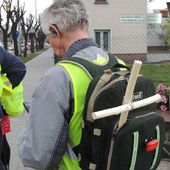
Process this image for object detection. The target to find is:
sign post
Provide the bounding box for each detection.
[17,22,21,58]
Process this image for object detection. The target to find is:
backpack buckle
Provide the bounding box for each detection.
[78,153,97,170]
[82,120,101,136]
[82,120,94,134]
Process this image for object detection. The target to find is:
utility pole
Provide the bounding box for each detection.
[35,0,37,22]
[35,0,38,51]
[17,0,21,57]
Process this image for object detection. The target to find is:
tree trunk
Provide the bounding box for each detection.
[31,37,34,53]
[36,39,39,52]
[24,36,28,57]
[13,33,18,56]
[38,40,43,50]
[3,31,8,50]
[3,36,8,51]
[29,33,35,53]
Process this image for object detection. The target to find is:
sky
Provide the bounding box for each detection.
[0,0,53,17]
[20,0,53,16]
[0,0,169,17]
[148,0,169,12]
[19,0,170,15]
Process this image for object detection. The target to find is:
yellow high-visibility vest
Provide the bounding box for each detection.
[1,74,24,117]
[1,74,13,98]
[57,57,127,170]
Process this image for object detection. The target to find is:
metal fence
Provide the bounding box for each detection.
[94,34,170,89]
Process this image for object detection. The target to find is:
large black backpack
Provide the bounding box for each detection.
[64,53,165,170]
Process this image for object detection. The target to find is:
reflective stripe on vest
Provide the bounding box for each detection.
[118,59,127,70]
[1,74,13,98]
[58,145,82,170]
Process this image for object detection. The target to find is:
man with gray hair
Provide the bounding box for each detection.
[17,0,109,170]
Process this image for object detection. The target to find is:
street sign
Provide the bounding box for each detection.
[121,15,143,23]
[16,31,19,38]
[147,13,162,24]
[11,31,20,38]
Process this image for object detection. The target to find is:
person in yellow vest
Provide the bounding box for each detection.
[17,1,126,170]
[0,47,26,170]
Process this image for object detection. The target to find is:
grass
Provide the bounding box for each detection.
[127,62,170,88]
[20,48,48,63]
[148,51,169,54]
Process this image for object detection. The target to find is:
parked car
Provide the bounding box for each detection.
[21,44,28,52]
[27,43,31,50]
[8,45,14,53]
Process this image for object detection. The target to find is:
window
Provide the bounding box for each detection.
[94,0,108,4]
[95,30,110,52]
[95,0,106,2]
[103,32,109,51]
[95,32,101,47]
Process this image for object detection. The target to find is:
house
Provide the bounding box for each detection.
[82,0,147,62]
[147,2,170,52]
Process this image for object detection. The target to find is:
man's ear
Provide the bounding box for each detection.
[49,25,62,39]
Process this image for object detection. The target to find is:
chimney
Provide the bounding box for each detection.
[167,2,170,14]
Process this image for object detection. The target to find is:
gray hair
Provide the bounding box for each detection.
[41,0,90,36]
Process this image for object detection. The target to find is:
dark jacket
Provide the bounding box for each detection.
[0,46,26,88]
[0,46,26,118]
[0,46,26,170]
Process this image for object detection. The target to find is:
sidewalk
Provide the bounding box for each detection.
[6,48,170,170]
[6,48,54,170]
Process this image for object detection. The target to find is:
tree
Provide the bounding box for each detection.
[0,0,25,53]
[147,0,154,2]
[0,0,12,50]
[20,13,34,57]
[159,19,170,49]
[147,0,155,12]
[10,1,25,56]
[33,14,41,52]
[37,27,46,50]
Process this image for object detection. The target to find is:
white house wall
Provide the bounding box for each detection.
[82,0,147,54]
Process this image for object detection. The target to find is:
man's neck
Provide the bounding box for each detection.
[62,28,90,52]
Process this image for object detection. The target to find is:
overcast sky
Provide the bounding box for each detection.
[21,0,170,15]
[20,0,53,16]
[0,0,53,17]
[0,0,169,17]
[148,0,168,12]
[20,0,169,15]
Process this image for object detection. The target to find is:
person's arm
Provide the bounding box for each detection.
[17,66,73,170]
[0,47,26,88]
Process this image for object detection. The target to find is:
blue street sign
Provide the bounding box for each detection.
[11,31,20,38]
[16,31,19,38]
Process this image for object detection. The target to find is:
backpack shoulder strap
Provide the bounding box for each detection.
[59,53,130,78]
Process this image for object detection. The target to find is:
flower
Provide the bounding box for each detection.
[160,105,167,112]
[156,84,170,111]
